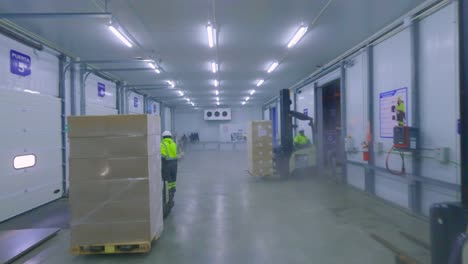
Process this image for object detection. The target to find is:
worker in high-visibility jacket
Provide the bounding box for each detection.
[396,96,406,126]
[294,130,311,149]
[161,131,178,210]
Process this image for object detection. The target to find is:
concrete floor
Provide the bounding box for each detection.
[4,150,430,263]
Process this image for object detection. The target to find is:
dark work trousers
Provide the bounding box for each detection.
[162,159,178,205]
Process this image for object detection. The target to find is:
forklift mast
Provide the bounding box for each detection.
[276,89,316,177]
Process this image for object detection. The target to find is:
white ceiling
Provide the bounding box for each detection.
[0,0,426,108]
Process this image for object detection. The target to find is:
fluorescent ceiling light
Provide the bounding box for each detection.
[147,62,161,74]
[250,90,255,95]
[108,25,133,48]
[241,101,246,105]
[211,62,218,73]
[215,90,219,95]
[287,25,308,48]
[256,79,264,87]
[214,80,219,87]
[245,96,250,101]
[216,97,219,101]
[267,61,279,73]
[178,90,184,96]
[167,80,175,88]
[206,24,216,48]
[24,89,40,94]
[185,98,190,102]
[216,102,220,106]
[191,102,195,106]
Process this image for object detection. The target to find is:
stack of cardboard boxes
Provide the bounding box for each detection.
[247,120,274,177]
[68,115,163,251]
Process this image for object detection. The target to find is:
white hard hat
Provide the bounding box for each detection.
[162,131,172,137]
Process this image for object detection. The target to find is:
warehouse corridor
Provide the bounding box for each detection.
[7,150,429,264]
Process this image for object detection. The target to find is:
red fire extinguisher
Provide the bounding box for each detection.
[362,122,371,162]
[362,141,369,161]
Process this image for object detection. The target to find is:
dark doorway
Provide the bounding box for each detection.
[319,79,343,171]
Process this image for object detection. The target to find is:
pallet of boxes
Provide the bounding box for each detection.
[68,115,163,255]
[247,120,274,177]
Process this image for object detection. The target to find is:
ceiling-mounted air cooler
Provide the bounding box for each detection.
[204,108,231,121]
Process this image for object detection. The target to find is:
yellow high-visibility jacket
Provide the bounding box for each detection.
[161,138,178,160]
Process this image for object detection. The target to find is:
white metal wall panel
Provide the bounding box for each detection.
[263,108,269,120]
[0,90,62,221]
[419,3,459,184]
[418,3,459,215]
[128,92,144,114]
[373,29,412,208]
[347,164,365,190]
[85,74,117,116]
[174,106,262,142]
[375,172,409,208]
[164,106,172,131]
[296,82,315,139]
[345,52,368,163]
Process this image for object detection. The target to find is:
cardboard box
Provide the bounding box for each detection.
[69,135,159,158]
[69,156,160,181]
[247,121,273,177]
[68,114,160,138]
[68,115,163,248]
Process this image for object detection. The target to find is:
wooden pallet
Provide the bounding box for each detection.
[71,241,151,255]
[71,233,161,255]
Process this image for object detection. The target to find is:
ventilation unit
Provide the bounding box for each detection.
[204,108,231,120]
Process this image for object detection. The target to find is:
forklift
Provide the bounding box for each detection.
[274,89,317,178]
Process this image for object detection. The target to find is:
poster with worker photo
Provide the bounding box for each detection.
[379,87,408,138]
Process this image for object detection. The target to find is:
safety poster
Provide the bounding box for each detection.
[379,87,408,138]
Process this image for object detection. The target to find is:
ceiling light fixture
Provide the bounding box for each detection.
[167,80,175,88]
[216,97,219,101]
[215,90,219,95]
[250,90,255,95]
[178,90,184,96]
[287,25,308,48]
[256,79,264,87]
[147,62,161,74]
[211,62,218,73]
[191,102,195,106]
[184,97,190,102]
[214,80,219,87]
[241,101,246,105]
[206,23,216,48]
[267,61,279,73]
[108,25,133,48]
[216,102,220,106]
[245,96,250,101]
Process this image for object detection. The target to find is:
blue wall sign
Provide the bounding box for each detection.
[304,108,308,116]
[98,82,106,97]
[153,104,157,114]
[133,97,139,108]
[10,50,31,77]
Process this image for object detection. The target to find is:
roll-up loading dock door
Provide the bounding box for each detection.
[85,74,118,116]
[0,39,62,222]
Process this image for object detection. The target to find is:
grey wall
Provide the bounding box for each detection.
[174,106,262,141]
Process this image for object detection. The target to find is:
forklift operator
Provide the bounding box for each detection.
[294,130,311,149]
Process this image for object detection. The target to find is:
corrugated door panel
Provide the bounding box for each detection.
[0,89,62,221]
[86,103,118,116]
